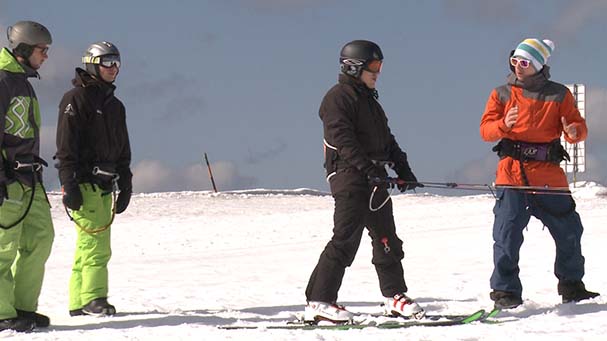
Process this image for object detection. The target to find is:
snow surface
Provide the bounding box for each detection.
[4,182,607,340]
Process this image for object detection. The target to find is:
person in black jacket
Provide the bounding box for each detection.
[55,41,132,317]
[304,40,424,323]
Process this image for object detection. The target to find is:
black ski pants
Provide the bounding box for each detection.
[305,178,407,303]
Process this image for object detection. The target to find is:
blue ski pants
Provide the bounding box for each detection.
[490,188,585,297]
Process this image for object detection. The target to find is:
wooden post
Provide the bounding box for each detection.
[204,153,218,193]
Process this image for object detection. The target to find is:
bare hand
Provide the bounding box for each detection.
[561,117,578,139]
[504,106,519,129]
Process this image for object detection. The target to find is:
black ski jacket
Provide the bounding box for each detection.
[55,68,131,191]
[0,48,45,187]
[320,74,410,185]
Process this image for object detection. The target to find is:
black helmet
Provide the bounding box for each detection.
[6,21,52,58]
[339,40,383,78]
[82,41,121,78]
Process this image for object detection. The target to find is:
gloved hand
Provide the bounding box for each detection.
[115,173,132,214]
[62,182,83,210]
[395,166,423,192]
[363,164,385,186]
[115,189,131,214]
[0,182,7,206]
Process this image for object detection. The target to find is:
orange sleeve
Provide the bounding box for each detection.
[480,89,511,142]
[561,90,587,143]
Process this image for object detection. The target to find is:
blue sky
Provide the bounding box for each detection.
[1,0,606,192]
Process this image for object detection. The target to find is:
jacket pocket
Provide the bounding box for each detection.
[492,187,506,215]
[323,140,339,181]
[0,182,26,227]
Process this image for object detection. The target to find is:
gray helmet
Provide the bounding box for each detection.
[82,41,121,78]
[7,21,52,58]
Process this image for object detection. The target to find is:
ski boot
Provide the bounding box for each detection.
[0,317,35,332]
[16,310,50,328]
[304,301,353,324]
[490,290,523,309]
[558,280,599,303]
[81,297,116,317]
[69,309,85,317]
[383,293,425,319]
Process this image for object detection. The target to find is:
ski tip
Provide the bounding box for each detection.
[486,307,501,318]
[461,309,486,323]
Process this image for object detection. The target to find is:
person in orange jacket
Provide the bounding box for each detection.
[480,38,599,309]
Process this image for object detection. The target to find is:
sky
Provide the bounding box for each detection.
[1,0,606,193]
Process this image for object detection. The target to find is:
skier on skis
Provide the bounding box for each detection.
[480,38,599,309]
[304,40,424,323]
[0,20,54,332]
[56,41,132,317]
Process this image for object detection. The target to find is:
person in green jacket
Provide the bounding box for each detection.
[0,20,54,332]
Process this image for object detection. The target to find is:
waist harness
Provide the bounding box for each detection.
[492,138,570,164]
[492,138,575,217]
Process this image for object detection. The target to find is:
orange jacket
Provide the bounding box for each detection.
[480,68,587,187]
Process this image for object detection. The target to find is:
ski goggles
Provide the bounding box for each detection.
[82,54,121,68]
[34,45,49,54]
[510,57,531,69]
[364,59,383,73]
[99,55,121,68]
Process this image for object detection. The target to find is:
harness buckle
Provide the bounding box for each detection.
[371,160,395,169]
[13,161,43,172]
[92,167,120,192]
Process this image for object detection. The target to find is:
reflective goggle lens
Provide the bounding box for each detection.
[365,59,383,73]
[510,57,530,69]
[100,55,121,68]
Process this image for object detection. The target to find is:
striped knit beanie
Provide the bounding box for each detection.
[513,38,555,71]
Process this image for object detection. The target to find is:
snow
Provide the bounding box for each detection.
[4,184,607,340]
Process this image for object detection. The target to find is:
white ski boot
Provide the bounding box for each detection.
[304,301,354,323]
[384,293,425,319]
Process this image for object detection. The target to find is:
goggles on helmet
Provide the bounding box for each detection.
[100,55,121,68]
[82,54,121,68]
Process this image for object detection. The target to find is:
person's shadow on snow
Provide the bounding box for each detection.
[494,300,607,320]
[45,310,238,331]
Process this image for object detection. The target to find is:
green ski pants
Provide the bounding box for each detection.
[69,183,113,310]
[0,182,54,319]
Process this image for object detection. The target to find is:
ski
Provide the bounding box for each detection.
[364,305,501,322]
[218,309,486,330]
[478,307,502,323]
[363,311,482,321]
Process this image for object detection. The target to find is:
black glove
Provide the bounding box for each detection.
[62,183,83,210]
[115,189,131,214]
[115,172,132,214]
[395,166,423,192]
[363,164,385,186]
[0,182,7,206]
